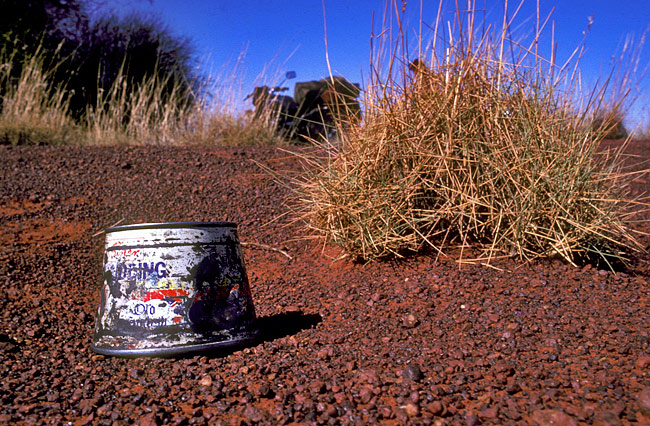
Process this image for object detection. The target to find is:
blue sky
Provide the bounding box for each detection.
[113,0,650,127]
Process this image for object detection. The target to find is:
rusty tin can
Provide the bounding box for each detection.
[91,222,257,357]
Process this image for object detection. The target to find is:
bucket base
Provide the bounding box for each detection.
[90,328,258,358]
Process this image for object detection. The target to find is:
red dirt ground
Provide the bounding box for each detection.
[0,142,649,425]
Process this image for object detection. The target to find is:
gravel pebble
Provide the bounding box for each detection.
[638,388,650,417]
[402,363,424,382]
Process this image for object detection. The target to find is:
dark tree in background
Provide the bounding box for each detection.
[73,13,196,117]
[0,0,87,54]
[1,0,199,120]
[591,114,629,140]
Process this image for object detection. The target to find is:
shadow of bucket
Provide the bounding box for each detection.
[91,222,258,357]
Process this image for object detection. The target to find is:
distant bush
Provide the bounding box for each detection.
[0,1,277,146]
[590,109,628,140]
[0,0,85,114]
[70,13,198,120]
[0,32,282,146]
[1,1,199,121]
[0,0,86,58]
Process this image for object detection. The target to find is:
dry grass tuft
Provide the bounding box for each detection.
[83,66,190,146]
[290,1,648,268]
[0,46,79,145]
[84,55,285,146]
[0,46,284,146]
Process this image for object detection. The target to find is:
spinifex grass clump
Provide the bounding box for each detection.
[294,1,645,267]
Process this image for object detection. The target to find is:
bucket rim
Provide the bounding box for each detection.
[105,221,237,233]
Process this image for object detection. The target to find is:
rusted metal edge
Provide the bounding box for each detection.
[91,330,259,358]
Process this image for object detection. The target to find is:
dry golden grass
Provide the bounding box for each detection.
[0,46,79,145]
[84,55,286,146]
[289,0,647,268]
[177,59,287,147]
[0,46,284,147]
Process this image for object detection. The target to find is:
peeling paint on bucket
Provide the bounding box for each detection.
[91,222,257,357]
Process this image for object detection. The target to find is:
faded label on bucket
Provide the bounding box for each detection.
[93,225,256,352]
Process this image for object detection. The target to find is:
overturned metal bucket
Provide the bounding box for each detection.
[91,222,258,357]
